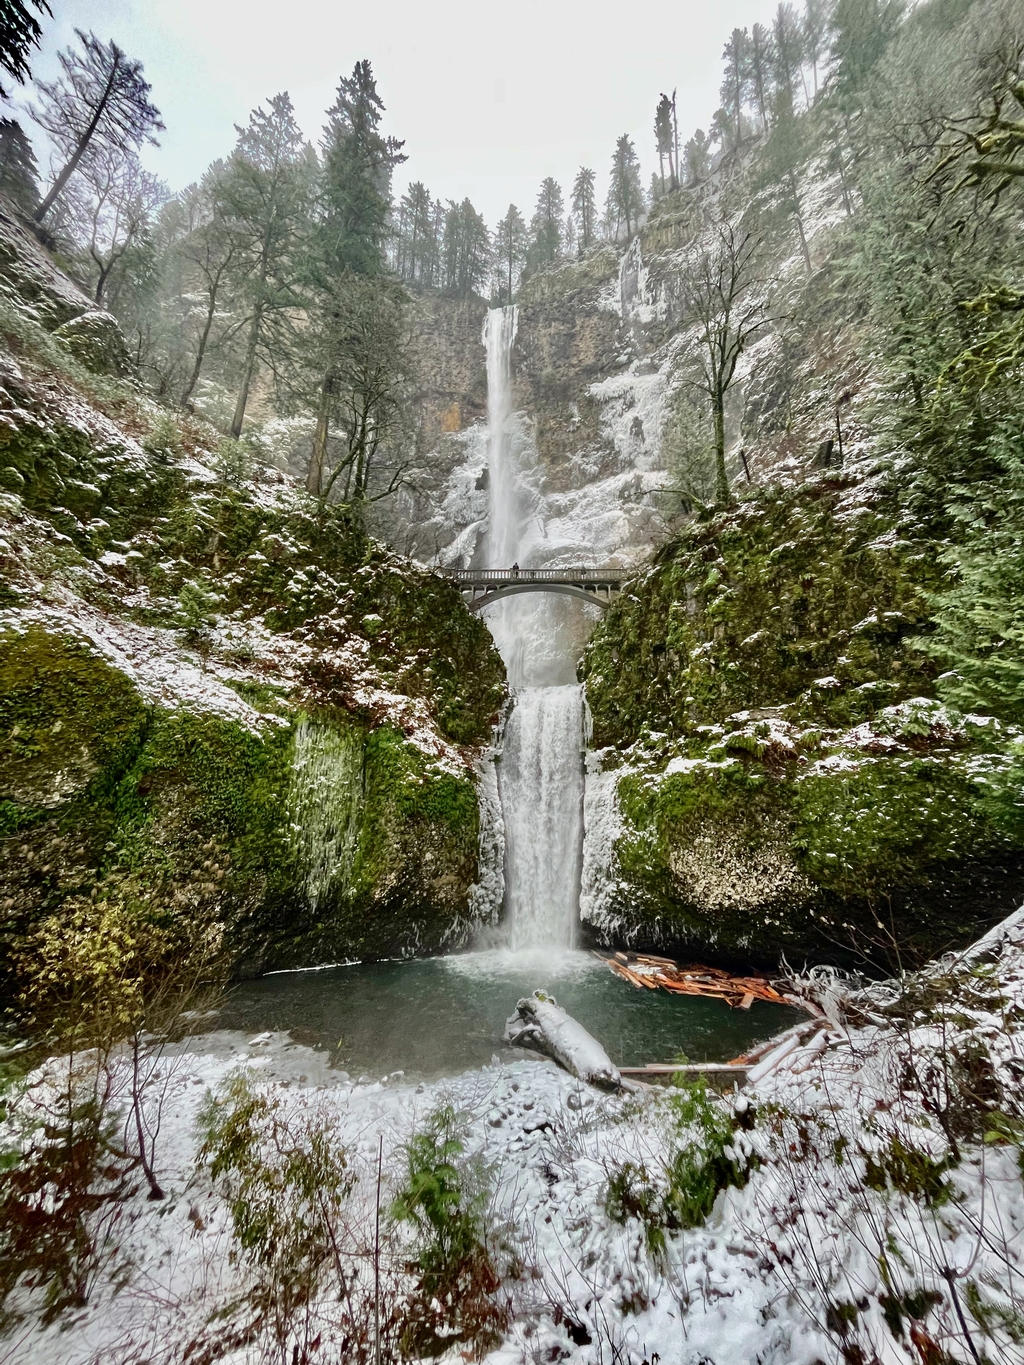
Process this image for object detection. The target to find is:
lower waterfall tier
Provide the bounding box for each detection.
[499,684,584,950]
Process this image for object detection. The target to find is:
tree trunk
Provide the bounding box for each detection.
[230,303,262,438]
[713,390,731,506]
[35,57,121,223]
[789,180,812,274]
[131,1035,164,1201]
[180,290,219,408]
[94,262,112,305]
[306,376,332,495]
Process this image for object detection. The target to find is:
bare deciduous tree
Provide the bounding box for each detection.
[682,218,770,505]
[176,175,243,409]
[74,145,166,305]
[306,272,413,506]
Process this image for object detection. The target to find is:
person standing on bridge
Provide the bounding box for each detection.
[512,562,519,577]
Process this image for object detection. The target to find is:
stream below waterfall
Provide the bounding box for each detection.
[217,954,803,1082]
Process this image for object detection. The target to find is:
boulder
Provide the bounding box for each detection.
[53,310,133,377]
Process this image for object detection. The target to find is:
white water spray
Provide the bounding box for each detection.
[482,306,585,950]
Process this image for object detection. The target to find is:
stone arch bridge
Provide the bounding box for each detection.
[445,567,625,613]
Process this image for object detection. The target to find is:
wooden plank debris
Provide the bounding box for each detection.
[595,951,816,1013]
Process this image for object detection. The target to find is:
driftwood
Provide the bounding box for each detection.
[596,951,817,1014]
[504,992,622,1090]
[618,1062,749,1076]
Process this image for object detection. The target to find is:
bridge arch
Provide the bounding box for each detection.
[466,582,612,613]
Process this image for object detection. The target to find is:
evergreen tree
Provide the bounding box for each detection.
[0,115,38,209]
[493,201,526,302]
[654,93,675,191]
[772,3,806,113]
[759,96,813,271]
[749,25,774,133]
[218,92,310,438]
[563,212,577,257]
[441,197,490,296]
[684,128,712,184]
[829,0,903,107]
[606,135,643,239]
[396,180,434,285]
[570,166,597,250]
[306,61,407,496]
[528,176,563,267]
[316,61,404,280]
[175,167,244,408]
[0,0,49,99]
[718,28,750,150]
[802,0,833,96]
[30,29,163,224]
[425,198,446,287]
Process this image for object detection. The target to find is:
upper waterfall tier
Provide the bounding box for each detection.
[484,305,524,570]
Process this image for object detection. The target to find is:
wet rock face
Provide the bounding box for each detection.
[0,627,147,808]
[408,292,489,451]
[580,479,1024,965]
[514,297,623,480]
[0,195,96,328]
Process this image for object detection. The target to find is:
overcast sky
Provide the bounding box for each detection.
[24,0,788,227]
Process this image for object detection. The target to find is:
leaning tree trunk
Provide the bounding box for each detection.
[180,280,223,408]
[35,58,121,223]
[230,304,263,439]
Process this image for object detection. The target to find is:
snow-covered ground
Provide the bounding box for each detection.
[5,912,1024,1365]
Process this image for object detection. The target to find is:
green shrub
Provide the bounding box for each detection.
[197,1070,355,1355]
[603,1160,667,1257]
[604,1081,747,1260]
[391,1104,509,1359]
[661,1080,748,1228]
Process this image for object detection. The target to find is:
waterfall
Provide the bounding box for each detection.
[499,685,583,949]
[482,306,585,951]
[484,306,525,567]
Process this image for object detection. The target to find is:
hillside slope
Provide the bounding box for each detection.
[0,200,506,999]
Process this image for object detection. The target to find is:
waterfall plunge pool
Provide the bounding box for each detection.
[214,951,803,1083]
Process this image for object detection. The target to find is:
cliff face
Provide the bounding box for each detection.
[392,77,1024,965]
[0,203,506,995]
[579,476,1024,964]
[408,291,489,454]
[386,247,675,575]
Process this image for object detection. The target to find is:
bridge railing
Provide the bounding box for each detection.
[443,567,625,583]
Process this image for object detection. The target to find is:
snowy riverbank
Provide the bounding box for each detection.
[5,914,1024,1364]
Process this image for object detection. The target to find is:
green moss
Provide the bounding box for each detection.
[584,477,936,748]
[0,629,488,998]
[0,221,503,1001]
[268,718,481,967]
[0,626,147,828]
[791,751,1009,899]
[584,476,1024,961]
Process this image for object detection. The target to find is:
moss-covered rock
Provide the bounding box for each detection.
[0,626,492,1006]
[0,625,146,814]
[582,476,1024,963]
[52,311,132,378]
